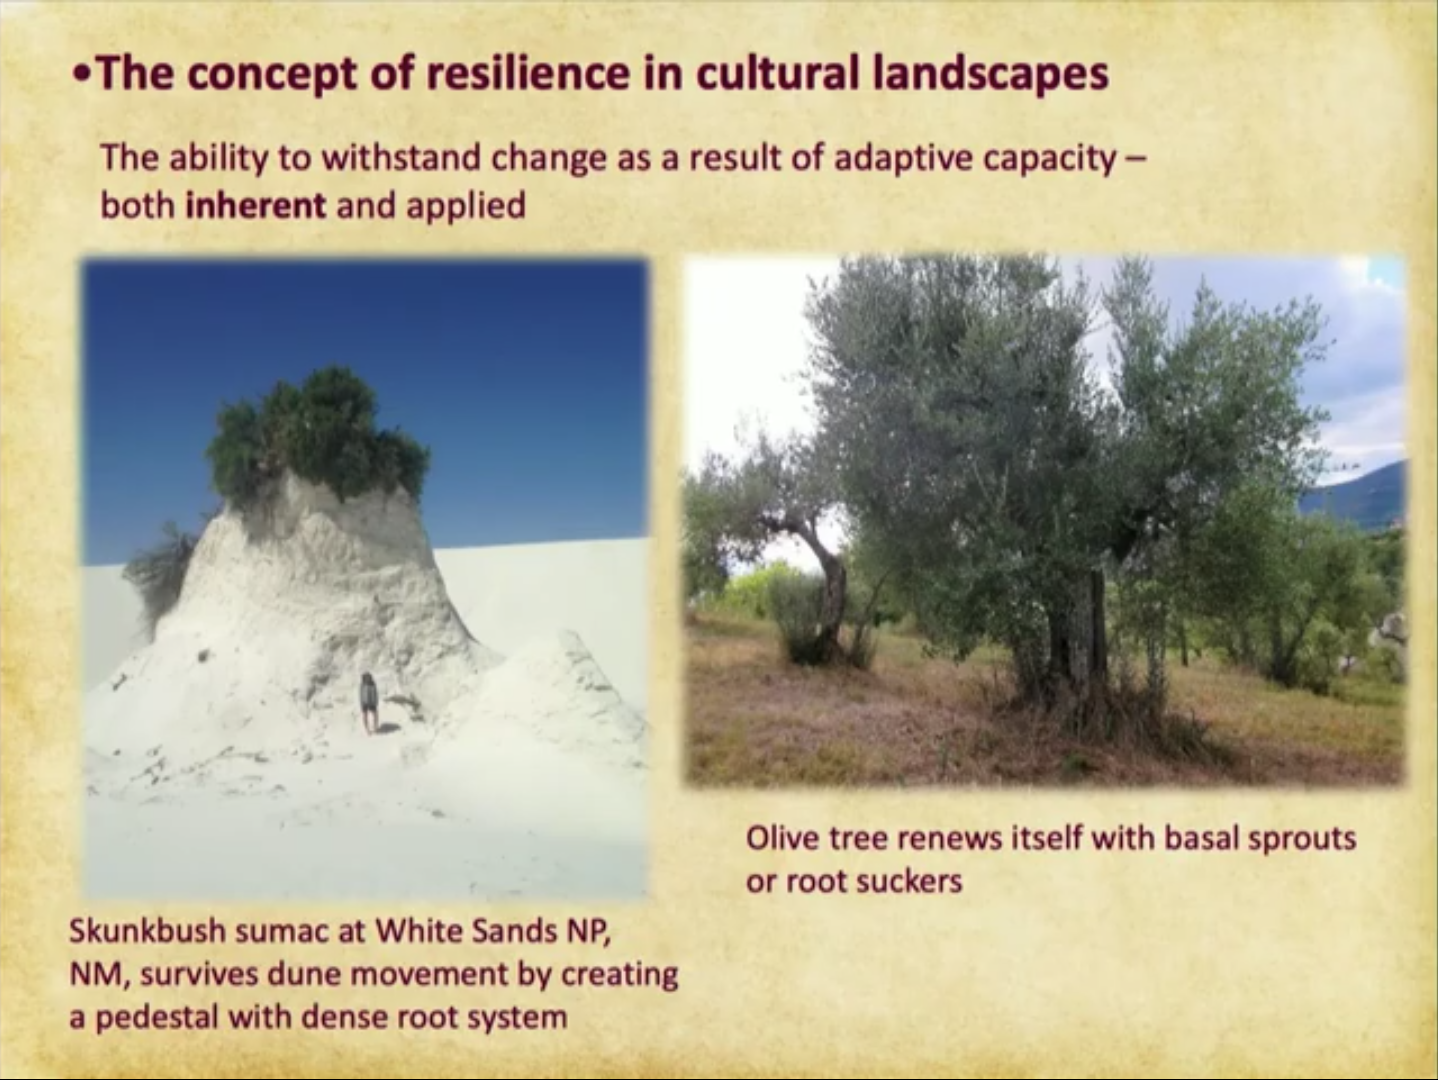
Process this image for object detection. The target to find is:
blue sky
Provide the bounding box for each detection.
[685,254,1409,569]
[83,258,648,566]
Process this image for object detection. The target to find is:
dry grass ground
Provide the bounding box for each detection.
[684,613,1406,788]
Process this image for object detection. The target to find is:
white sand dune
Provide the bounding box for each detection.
[83,476,649,901]
[440,540,647,711]
[84,539,648,708]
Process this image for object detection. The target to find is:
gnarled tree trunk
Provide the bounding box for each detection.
[1089,567,1108,680]
[813,547,849,663]
[768,513,849,665]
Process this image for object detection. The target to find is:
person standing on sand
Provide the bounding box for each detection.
[359,672,379,735]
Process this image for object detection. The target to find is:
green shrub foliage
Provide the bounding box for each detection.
[122,517,209,641]
[764,567,880,671]
[204,366,430,510]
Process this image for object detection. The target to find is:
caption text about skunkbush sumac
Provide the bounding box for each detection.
[66,914,680,1037]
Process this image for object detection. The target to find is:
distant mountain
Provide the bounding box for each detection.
[1298,459,1406,532]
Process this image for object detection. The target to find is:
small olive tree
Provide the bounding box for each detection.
[681,424,860,666]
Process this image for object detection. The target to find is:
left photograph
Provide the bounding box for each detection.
[81,257,650,901]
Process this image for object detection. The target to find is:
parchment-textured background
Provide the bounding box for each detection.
[2,2,1434,1077]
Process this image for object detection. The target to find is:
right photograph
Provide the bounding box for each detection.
[681,253,1408,788]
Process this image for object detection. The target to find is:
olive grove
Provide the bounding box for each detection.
[684,254,1401,745]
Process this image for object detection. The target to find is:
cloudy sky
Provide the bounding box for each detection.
[682,254,1407,570]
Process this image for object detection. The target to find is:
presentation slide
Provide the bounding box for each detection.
[1,2,1433,1076]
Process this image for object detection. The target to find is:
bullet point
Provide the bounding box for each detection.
[73,62,90,81]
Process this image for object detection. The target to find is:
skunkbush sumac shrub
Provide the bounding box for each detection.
[204,365,431,510]
[123,519,204,641]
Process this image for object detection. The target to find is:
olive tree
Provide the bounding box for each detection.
[680,425,855,664]
[800,253,1331,735]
